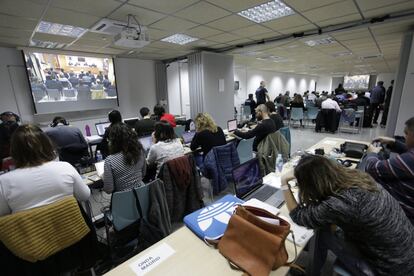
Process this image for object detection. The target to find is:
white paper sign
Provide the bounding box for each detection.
[129,243,175,275]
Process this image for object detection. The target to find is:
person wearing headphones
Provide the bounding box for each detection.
[45,116,88,166]
[0,111,20,159]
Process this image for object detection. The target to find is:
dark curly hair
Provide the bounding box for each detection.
[108,123,143,165]
[153,120,175,142]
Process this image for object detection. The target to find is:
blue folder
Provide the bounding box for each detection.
[184,194,244,240]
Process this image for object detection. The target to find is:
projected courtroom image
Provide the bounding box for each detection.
[343,75,370,90]
[24,51,117,103]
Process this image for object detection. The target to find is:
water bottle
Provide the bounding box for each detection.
[85,124,91,136]
[275,154,284,174]
[96,150,103,162]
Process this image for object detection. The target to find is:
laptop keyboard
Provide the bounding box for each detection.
[253,185,277,201]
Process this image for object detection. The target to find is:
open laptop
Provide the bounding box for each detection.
[139,135,153,153]
[95,122,110,137]
[232,158,284,207]
[123,117,139,129]
[227,119,237,132]
[182,131,196,145]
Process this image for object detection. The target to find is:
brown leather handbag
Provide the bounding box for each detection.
[216,205,297,276]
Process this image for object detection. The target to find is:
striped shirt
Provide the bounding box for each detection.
[365,141,414,224]
[103,151,146,193]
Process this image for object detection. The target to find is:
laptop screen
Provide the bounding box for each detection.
[139,135,153,152]
[95,122,110,136]
[227,119,237,132]
[182,131,196,144]
[232,158,262,198]
[124,118,139,128]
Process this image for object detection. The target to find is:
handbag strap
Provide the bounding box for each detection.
[286,230,298,264]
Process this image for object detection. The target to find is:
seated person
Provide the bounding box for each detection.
[103,124,146,193]
[354,91,370,107]
[0,111,19,159]
[264,101,284,131]
[365,117,414,224]
[244,94,257,121]
[135,107,156,137]
[233,104,276,152]
[281,155,414,275]
[97,110,122,159]
[190,113,226,164]
[146,121,184,174]
[45,116,89,165]
[153,104,176,127]
[0,125,90,216]
[321,95,342,112]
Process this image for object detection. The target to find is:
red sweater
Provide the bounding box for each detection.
[160,113,176,127]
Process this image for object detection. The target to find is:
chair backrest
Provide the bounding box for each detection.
[279,127,291,156]
[357,105,365,111]
[111,181,153,231]
[46,89,60,100]
[237,138,255,164]
[306,106,320,120]
[63,88,76,98]
[213,142,240,180]
[174,125,185,138]
[290,107,304,120]
[340,108,356,123]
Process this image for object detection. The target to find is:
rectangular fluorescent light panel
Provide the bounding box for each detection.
[30,39,66,49]
[36,21,86,38]
[161,34,198,45]
[304,37,336,47]
[238,0,295,23]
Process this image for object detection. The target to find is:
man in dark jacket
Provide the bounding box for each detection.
[0,111,19,159]
[135,107,156,137]
[255,81,270,105]
[233,104,276,151]
[369,81,386,126]
[380,80,394,128]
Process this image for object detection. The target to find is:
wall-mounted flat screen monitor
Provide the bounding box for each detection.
[343,75,370,90]
[23,50,119,114]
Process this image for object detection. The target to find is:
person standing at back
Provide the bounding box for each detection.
[153,104,176,127]
[335,83,346,95]
[244,94,257,121]
[233,104,276,152]
[290,94,305,127]
[135,107,156,137]
[369,81,386,126]
[380,80,394,128]
[255,81,270,105]
[103,124,146,193]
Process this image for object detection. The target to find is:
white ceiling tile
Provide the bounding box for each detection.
[51,0,121,17]
[0,14,38,31]
[109,4,166,25]
[205,0,270,12]
[263,14,312,31]
[147,28,174,40]
[278,24,315,34]
[302,0,360,23]
[354,0,409,11]
[231,24,274,38]
[174,2,231,24]
[0,0,45,19]
[43,7,101,28]
[183,26,223,39]
[0,26,32,39]
[32,33,78,44]
[149,17,198,32]
[362,1,414,18]
[284,0,342,12]
[206,15,254,32]
[127,0,199,14]
[208,32,241,43]
[317,13,362,27]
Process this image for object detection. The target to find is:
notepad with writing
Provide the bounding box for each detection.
[184,195,244,240]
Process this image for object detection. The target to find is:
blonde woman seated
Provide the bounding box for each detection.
[190,113,226,168]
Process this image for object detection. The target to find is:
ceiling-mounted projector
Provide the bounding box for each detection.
[114,26,150,48]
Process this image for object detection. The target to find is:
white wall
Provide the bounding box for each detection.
[166,61,190,118]
[0,46,157,134]
[376,73,396,87]
[234,67,319,107]
[202,52,234,128]
[317,75,333,92]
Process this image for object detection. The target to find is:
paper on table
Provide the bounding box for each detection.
[243,198,280,215]
[323,140,338,146]
[262,173,282,188]
[94,161,104,178]
[279,215,314,247]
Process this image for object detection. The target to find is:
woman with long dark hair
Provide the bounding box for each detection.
[97,109,122,158]
[281,155,414,275]
[0,125,90,216]
[103,123,146,193]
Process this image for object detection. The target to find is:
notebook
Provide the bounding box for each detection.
[184,194,244,240]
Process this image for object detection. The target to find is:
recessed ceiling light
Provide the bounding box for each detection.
[304,37,336,47]
[30,39,66,49]
[161,34,198,45]
[238,0,294,23]
[36,21,87,38]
